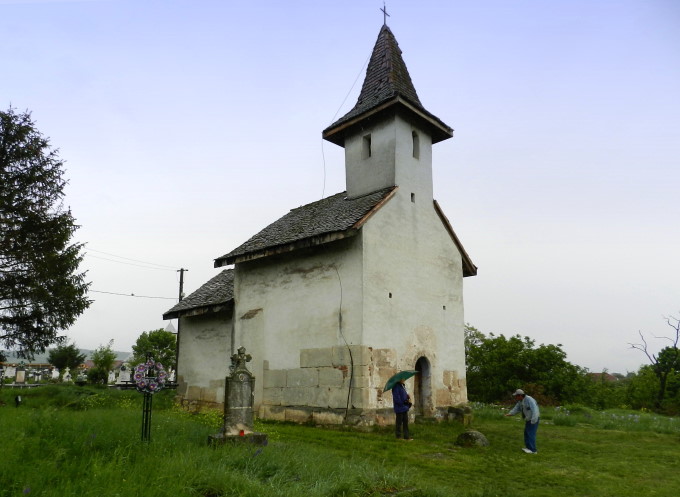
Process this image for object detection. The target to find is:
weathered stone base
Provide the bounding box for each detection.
[208,432,269,446]
[257,405,468,427]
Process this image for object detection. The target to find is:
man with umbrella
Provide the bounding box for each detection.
[384,371,417,440]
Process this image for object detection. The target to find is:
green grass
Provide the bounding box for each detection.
[1,387,679,496]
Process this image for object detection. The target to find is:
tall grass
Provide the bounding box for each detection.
[1,387,679,497]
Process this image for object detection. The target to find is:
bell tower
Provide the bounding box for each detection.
[323,25,453,201]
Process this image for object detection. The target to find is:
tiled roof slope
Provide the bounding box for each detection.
[163,269,234,319]
[215,187,396,266]
[323,25,452,144]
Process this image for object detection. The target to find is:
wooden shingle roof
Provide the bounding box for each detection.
[163,269,234,319]
[323,25,452,146]
[214,187,396,267]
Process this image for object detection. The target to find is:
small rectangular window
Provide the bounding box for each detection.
[362,134,372,159]
[412,131,420,159]
[411,193,415,203]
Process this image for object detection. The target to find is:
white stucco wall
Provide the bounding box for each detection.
[344,115,433,200]
[361,190,466,405]
[177,311,232,405]
[355,113,467,410]
[233,237,364,408]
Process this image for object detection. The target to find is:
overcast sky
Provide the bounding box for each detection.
[3,0,679,373]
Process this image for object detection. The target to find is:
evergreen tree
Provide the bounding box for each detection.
[47,342,86,371]
[0,107,89,357]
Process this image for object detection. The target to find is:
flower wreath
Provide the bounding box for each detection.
[134,359,167,394]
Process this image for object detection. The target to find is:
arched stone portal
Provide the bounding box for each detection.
[414,356,432,416]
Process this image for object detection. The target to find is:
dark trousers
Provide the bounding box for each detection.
[524,420,539,452]
[395,411,410,439]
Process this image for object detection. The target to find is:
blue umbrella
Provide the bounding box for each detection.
[383,370,418,392]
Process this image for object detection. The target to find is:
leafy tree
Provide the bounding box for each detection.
[464,324,485,360]
[131,328,176,368]
[88,340,116,384]
[625,367,659,410]
[0,107,90,357]
[629,315,680,408]
[465,327,589,405]
[47,342,86,372]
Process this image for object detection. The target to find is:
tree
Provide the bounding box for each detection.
[47,342,86,372]
[629,314,680,409]
[465,327,589,405]
[88,340,116,384]
[131,328,176,368]
[0,107,90,357]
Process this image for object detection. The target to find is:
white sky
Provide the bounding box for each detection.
[2,0,679,373]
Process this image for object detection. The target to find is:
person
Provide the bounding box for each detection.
[504,388,540,454]
[392,378,413,440]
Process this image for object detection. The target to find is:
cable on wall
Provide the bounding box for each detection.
[332,265,354,420]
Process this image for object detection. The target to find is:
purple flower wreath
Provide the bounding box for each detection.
[134,358,167,394]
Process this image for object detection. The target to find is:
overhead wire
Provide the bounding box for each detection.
[83,249,183,301]
[84,248,177,271]
[90,290,176,300]
[321,52,371,199]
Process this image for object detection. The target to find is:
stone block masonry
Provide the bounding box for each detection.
[258,345,467,425]
[260,345,398,422]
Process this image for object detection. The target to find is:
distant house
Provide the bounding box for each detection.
[588,372,619,383]
[164,24,476,425]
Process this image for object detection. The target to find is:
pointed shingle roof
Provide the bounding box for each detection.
[323,25,452,146]
[214,187,396,266]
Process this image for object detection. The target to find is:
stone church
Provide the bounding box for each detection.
[164,23,476,425]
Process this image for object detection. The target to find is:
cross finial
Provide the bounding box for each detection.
[381,1,390,26]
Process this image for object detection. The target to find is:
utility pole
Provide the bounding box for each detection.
[175,268,187,381]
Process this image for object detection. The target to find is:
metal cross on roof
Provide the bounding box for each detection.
[381,1,390,26]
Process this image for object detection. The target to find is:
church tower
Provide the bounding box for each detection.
[166,21,475,423]
[323,24,453,202]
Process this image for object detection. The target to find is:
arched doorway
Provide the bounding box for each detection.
[413,356,432,416]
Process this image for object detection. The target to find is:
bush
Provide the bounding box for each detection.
[86,367,108,385]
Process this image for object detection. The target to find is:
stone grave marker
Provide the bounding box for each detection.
[209,347,267,446]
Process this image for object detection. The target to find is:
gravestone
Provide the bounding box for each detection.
[15,363,26,384]
[108,370,116,384]
[75,369,87,385]
[117,363,131,384]
[209,347,267,446]
[62,367,72,382]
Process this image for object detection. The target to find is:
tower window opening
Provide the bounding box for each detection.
[411,193,415,203]
[362,134,372,159]
[412,131,420,159]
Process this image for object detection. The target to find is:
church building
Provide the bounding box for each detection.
[164,23,477,425]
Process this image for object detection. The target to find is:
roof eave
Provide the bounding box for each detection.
[163,299,234,320]
[433,200,478,278]
[322,96,453,147]
[215,229,361,267]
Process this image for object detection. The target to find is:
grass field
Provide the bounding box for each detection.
[1,387,679,497]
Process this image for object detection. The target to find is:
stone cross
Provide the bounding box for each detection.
[230,346,252,374]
